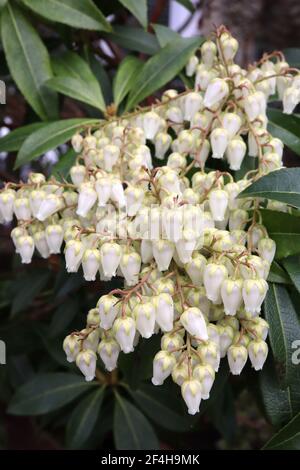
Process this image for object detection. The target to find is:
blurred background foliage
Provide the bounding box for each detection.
[0,0,300,451]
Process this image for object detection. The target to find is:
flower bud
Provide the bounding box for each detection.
[181,379,202,415]
[14,197,31,221]
[172,362,189,386]
[125,186,144,217]
[226,137,246,170]
[70,165,86,186]
[244,92,264,121]
[242,279,268,314]
[180,307,208,340]
[221,36,238,61]
[221,278,243,316]
[154,293,174,332]
[208,189,229,222]
[65,239,84,273]
[217,324,234,357]
[203,78,229,108]
[63,334,80,362]
[76,183,97,217]
[283,86,300,114]
[103,144,120,172]
[71,134,83,152]
[142,111,162,140]
[114,316,136,353]
[95,177,111,207]
[227,344,248,375]
[82,248,100,281]
[210,128,229,159]
[193,364,215,399]
[257,238,276,264]
[201,40,217,67]
[204,263,228,303]
[33,231,50,259]
[98,338,120,371]
[185,252,207,285]
[0,189,16,223]
[100,242,121,278]
[182,93,203,121]
[29,189,46,217]
[186,55,199,76]
[17,235,35,264]
[45,224,64,254]
[87,308,100,325]
[98,294,119,330]
[134,301,156,339]
[197,340,220,371]
[248,339,268,371]
[76,349,97,381]
[36,194,64,221]
[152,350,176,385]
[161,332,184,355]
[229,208,248,231]
[222,113,241,137]
[120,251,141,286]
[152,239,174,271]
[155,132,172,159]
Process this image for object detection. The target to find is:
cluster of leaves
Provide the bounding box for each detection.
[0,0,300,451]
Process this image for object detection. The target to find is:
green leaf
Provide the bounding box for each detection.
[11,269,51,316]
[8,373,96,415]
[67,387,105,449]
[21,0,111,32]
[152,23,180,47]
[0,123,46,152]
[119,0,147,29]
[129,384,192,431]
[51,148,76,180]
[264,412,300,449]
[264,283,300,415]
[282,255,300,293]
[113,393,159,450]
[126,36,203,110]
[46,78,104,111]
[113,56,143,107]
[86,52,112,106]
[15,118,99,168]
[104,25,159,55]
[268,261,291,284]
[282,48,300,68]
[267,108,300,155]
[239,168,300,208]
[0,0,7,10]
[1,3,58,120]
[175,0,195,12]
[48,296,79,338]
[260,209,300,258]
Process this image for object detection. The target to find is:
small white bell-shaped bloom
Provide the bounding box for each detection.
[87,308,100,325]
[103,144,120,172]
[229,209,248,231]
[185,55,199,76]
[221,278,243,316]
[140,239,153,264]
[218,325,234,358]
[152,350,176,385]
[114,317,136,353]
[82,248,100,281]
[161,332,184,356]
[45,224,64,254]
[98,338,120,372]
[175,229,197,264]
[208,189,229,221]
[283,86,300,114]
[76,349,97,382]
[100,242,121,278]
[226,137,247,170]
[82,328,100,352]
[14,197,31,221]
[0,189,15,223]
[76,182,97,217]
[203,263,228,303]
[266,138,284,159]
[166,106,183,124]
[242,279,268,314]
[65,239,84,273]
[172,362,189,386]
[142,111,162,140]
[221,36,239,61]
[97,294,119,330]
[182,92,203,121]
[248,131,258,157]
[119,251,141,286]
[110,179,126,208]
[195,65,215,91]
[243,92,262,121]
[70,165,86,186]
[203,78,229,108]
[29,189,46,217]
[247,317,269,341]
[17,235,35,264]
[71,134,83,152]
[197,340,220,371]
[63,334,80,363]
[152,239,175,271]
[180,307,208,340]
[185,252,207,285]
[134,301,156,339]
[36,194,64,221]
[154,132,172,159]
[125,186,144,216]
[210,127,229,159]
[95,177,111,207]
[201,40,217,67]
[154,293,174,332]
[181,379,202,415]
[33,231,50,259]
[248,339,268,371]
[257,238,276,264]
[221,113,241,138]
[227,344,248,375]
[193,364,215,399]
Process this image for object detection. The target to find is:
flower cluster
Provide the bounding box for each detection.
[0,26,297,415]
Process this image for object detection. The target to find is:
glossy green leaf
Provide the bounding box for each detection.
[126,36,203,110]
[48,296,79,338]
[15,118,99,168]
[0,123,46,152]
[119,0,147,28]
[260,209,300,258]
[264,412,300,449]
[51,148,76,180]
[8,373,96,415]
[175,0,195,12]
[113,393,159,450]
[268,261,291,284]
[267,108,300,155]
[282,255,300,293]
[87,53,112,106]
[113,56,143,107]
[239,168,300,208]
[282,48,300,68]
[0,0,7,9]
[21,0,111,32]
[11,270,51,316]
[1,3,58,120]
[153,23,180,47]
[104,25,159,55]
[264,283,300,415]
[67,387,105,449]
